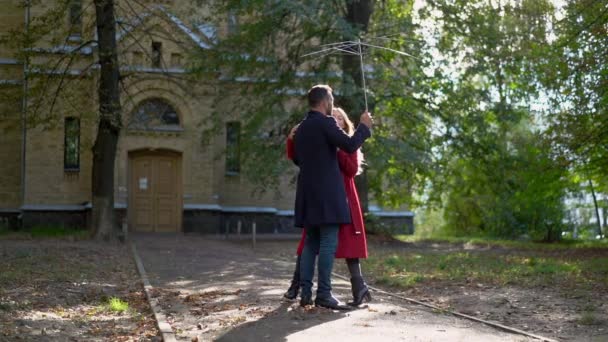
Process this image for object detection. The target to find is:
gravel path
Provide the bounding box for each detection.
[132,233,536,342]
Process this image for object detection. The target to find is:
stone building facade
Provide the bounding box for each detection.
[0,0,414,235]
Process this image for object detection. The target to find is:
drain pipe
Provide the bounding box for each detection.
[20,0,31,226]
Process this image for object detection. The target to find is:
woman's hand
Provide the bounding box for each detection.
[288,124,300,140]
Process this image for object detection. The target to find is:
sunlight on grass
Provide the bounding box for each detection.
[363,250,605,290]
[393,234,608,250]
[107,297,129,314]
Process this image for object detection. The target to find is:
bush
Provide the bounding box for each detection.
[364,213,412,236]
[441,127,569,242]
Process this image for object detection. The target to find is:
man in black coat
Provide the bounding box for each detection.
[293,84,373,309]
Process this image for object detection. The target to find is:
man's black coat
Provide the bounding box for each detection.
[293,110,371,228]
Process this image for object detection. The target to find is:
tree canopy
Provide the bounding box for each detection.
[195,0,607,241]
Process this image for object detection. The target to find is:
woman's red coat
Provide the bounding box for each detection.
[287,138,368,259]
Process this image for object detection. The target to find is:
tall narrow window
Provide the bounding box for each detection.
[225,122,241,175]
[64,117,80,171]
[151,42,162,68]
[69,0,82,38]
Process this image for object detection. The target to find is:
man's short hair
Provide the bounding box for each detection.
[307,85,332,108]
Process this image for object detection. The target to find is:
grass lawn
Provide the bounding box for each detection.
[394,234,608,251]
[364,248,608,289]
[363,235,608,289]
[331,235,608,341]
[0,225,90,240]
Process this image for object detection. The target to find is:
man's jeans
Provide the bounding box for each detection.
[299,225,339,298]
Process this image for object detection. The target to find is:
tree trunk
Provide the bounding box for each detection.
[588,179,603,238]
[92,0,121,241]
[602,200,607,233]
[340,0,374,213]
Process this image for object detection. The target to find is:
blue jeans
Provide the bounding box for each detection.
[299,225,339,298]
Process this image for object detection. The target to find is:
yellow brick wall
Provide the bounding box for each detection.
[0,0,24,209]
[0,1,24,58]
[0,91,23,208]
[209,92,299,211]
[0,0,299,214]
[23,78,95,205]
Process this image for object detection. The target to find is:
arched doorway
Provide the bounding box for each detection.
[126,98,183,232]
[128,149,183,232]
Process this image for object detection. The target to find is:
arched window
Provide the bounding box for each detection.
[128,98,181,131]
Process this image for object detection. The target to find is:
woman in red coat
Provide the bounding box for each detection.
[284,107,371,306]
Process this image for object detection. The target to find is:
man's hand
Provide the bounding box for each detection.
[360,111,374,129]
[288,124,300,140]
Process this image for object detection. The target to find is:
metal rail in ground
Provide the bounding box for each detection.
[332,272,558,342]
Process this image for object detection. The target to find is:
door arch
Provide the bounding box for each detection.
[128,149,182,232]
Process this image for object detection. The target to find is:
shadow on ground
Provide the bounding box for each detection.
[133,233,537,342]
[215,302,348,342]
[133,233,355,340]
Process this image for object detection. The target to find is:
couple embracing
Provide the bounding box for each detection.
[284,84,374,310]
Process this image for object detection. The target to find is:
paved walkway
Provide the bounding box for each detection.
[133,234,534,342]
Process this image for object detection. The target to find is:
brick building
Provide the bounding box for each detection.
[0,0,414,234]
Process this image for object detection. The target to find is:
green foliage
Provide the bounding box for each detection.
[536,0,608,241]
[195,0,606,241]
[3,0,604,242]
[197,0,434,202]
[416,0,572,241]
[412,207,445,238]
[441,125,569,241]
[540,0,608,177]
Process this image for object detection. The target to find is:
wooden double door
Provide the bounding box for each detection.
[129,150,182,232]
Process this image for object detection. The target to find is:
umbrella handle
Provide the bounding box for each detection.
[358,38,368,112]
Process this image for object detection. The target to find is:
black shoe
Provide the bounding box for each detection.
[315,295,351,310]
[348,276,372,306]
[300,295,313,307]
[283,280,299,300]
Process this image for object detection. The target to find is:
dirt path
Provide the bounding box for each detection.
[0,240,159,341]
[132,234,536,341]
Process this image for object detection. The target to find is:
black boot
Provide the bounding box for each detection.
[314,293,340,309]
[348,275,372,306]
[315,293,352,310]
[284,280,299,300]
[283,255,301,300]
[300,294,313,307]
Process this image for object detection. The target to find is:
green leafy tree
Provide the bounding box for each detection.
[419,0,568,240]
[540,0,608,239]
[195,0,436,210]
